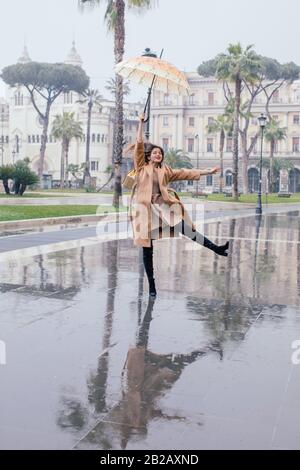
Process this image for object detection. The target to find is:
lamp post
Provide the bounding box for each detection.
[256,113,267,215]
[195,134,199,195]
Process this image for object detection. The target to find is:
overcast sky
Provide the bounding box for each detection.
[0,0,299,101]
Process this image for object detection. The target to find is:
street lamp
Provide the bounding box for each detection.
[195,134,199,195]
[256,113,267,215]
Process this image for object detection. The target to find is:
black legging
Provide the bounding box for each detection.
[143,220,227,283]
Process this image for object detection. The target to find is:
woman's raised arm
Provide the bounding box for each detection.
[134,113,146,171]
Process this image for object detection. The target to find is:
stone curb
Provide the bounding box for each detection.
[0,212,128,231]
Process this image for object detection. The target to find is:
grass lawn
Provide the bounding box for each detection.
[178,192,300,204]
[0,193,67,198]
[0,205,126,222]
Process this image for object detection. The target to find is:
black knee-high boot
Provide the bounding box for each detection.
[142,246,157,297]
[174,221,229,257]
[203,237,229,257]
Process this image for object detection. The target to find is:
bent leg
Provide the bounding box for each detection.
[173,220,229,256]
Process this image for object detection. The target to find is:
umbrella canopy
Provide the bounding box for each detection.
[115,55,190,96]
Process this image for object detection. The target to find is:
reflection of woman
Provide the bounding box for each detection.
[129,114,230,297]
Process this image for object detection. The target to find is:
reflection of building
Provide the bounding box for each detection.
[0,44,142,187]
[152,72,300,193]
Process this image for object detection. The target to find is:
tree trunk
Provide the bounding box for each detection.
[38,101,51,187]
[84,102,92,186]
[269,139,275,193]
[112,0,125,209]
[219,130,225,193]
[65,140,70,187]
[3,180,10,194]
[232,78,242,201]
[241,133,249,194]
[60,143,65,189]
[20,184,27,196]
[14,181,20,195]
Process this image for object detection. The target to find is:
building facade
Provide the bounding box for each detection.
[151,72,300,193]
[0,43,141,188]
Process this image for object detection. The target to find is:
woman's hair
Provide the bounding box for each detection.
[144,143,164,166]
[124,142,165,166]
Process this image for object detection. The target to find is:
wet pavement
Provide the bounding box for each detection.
[0,211,300,449]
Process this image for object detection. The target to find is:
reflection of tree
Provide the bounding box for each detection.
[88,240,119,413]
[298,217,300,297]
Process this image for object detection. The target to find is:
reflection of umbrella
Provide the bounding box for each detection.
[115,48,190,140]
[115,54,190,96]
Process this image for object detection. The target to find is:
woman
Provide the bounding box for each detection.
[129,114,230,297]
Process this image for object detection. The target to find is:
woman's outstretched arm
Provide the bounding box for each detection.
[165,166,220,182]
[134,113,145,171]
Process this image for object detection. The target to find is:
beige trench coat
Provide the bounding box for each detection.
[129,141,205,248]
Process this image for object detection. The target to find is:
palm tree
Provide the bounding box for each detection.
[164,148,192,191]
[264,119,287,192]
[164,148,193,169]
[52,112,83,188]
[77,89,102,186]
[0,164,14,194]
[216,43,262,200]
[105,77,130,98]
[207,114,233,193]
[79,0,156,207]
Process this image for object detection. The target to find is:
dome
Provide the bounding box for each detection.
[64,41,83,67]
[18,45,31,64]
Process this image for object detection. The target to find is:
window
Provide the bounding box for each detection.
[189,94,195,105]
[164,94,171,105]
[294,115,300,125]
[272,115,279,121]
[36,135,40,144]
[97,134,101,143]
[32,135,35,143]
[293,137,299,152]
[225,171,233,186]
[272,90,279,103]
[163,116,169,127]
[187,138,194,152]
[189,117,195,127]
[5,136,8,144]
[251,137,257,154]
[208,116,215,125]
[90,161,99,171]
[49,135,53,143]
[28,135,31,143]
[101,134,104,143]
[14,91,23,106]
[162,138,169,152]
[207,138,213,152]
[64,92,73,104]
[208,92,215,106]
[92,134,96,143]
[226,138,233,152]
[206,175,213,186]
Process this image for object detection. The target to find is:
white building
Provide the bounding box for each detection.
[0,43,142,188]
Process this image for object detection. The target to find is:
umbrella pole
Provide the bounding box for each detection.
[143,49,164,142]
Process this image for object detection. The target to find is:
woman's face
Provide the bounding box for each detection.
[150,147,163,164]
